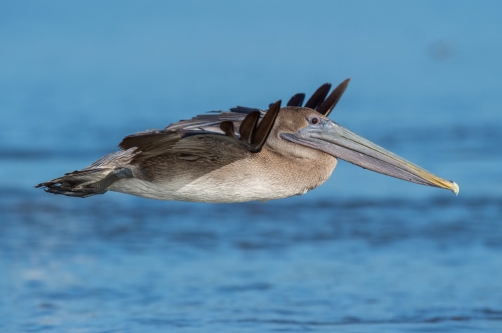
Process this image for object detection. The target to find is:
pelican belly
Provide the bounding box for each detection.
[173,166,305,203]
[109,168,315,203]
[109,152,338,203]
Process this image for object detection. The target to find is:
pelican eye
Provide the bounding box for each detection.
[309,117,320,125]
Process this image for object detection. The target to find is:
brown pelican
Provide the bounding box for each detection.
[36,79,459,202]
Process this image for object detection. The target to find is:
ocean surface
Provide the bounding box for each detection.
[2,1,502,332]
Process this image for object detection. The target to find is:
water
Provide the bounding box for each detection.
[2,1,502,332]
[3,195,502,332]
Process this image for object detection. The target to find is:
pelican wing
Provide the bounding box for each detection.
[118,78,352,162]
[119,101,281,162]
[164,108,261,134]
[164,79,349,136]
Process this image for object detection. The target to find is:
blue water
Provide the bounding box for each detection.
[2,1,502,332]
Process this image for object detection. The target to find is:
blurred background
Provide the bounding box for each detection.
[2,1,502,332]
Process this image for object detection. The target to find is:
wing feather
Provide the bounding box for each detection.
[117,80,350,163]
[118,102,280,162]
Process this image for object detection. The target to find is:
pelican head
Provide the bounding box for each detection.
[272,107,459,195]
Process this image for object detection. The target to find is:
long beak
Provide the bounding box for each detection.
[282,120,459,195]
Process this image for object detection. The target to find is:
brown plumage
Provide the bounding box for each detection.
[111,107,337,202]
[36,79,459,201]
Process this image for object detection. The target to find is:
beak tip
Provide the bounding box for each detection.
[450,181,460,196]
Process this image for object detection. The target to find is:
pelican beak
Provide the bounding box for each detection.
[281,118,459,195]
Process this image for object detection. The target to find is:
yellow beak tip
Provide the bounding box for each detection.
[450,181,460,196]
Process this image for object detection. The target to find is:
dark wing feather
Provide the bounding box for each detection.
[250,100,281,150]
[165,110,255,133]
[229,106,261,114]
[220,100,281,153]
[317,79,350,116]
[119,130,185,162]
[304,83,331,110]
[239,111,261,144]
[287,93,305,107]
[119,101,281,161]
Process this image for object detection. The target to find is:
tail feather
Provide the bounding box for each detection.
[36,167,134,198]
[36,149,136,198]
[36,168,114,197]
